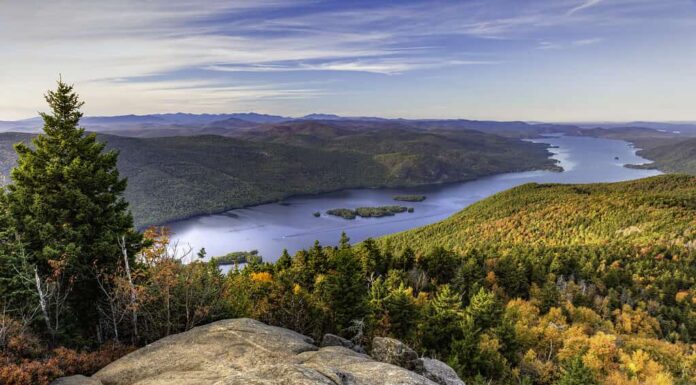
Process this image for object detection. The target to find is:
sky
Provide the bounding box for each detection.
[1,0,695,122]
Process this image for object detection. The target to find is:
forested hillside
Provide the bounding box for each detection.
[0,126,558,226]
[5,82,696,385]
[629,138,696,175]
[378,174,696,253]
[4,81,696,385]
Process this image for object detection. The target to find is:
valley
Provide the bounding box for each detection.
[167,135,660,260]
[0,121,560,227]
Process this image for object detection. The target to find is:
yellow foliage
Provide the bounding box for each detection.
[415,291,429,306]
[479,333,501,353]
[557,332,590,362]
[583,332,619,375]
[675,291,689,303]
[569,305,603,331]
[520,349,555,384]
[250,272,273,283]
[613,304,661,337]
[602,349,674,385]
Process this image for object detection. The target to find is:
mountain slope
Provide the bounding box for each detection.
[379,174,696,253]
[630,137,696,175]
[0,127,558,227]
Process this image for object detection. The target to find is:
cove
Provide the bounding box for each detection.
[167,136,661,262]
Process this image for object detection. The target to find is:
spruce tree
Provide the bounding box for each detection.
[7,79,141,338]
[556,355,598,385]
[0,193,28,310]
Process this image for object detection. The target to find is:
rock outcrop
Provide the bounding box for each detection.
[51,318,441,385]
[370,336,423,372]
[419,358,466,385]
[369,337,465,385]
[321,333,367,354]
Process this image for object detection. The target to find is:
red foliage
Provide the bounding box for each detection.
[0,343,133,385]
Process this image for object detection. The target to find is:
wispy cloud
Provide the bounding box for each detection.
[573,37,604,46]
[537,37,603,50]
[567,0,605,15]
[1,0,694,120]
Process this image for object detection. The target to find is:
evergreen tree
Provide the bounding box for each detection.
[418,247,459,283]
[447,314,482,377]
[0,193,28,310]
[556,355,598,385]
[393,246,415,271]
[383,283,418,340]
[318,248,368,332]
[421,284,464,354]
[359,237,385,276]
[339,231,351,249]
[467,287,502,330]
[6,79,141,338]
[539,276,561,313]
[308,240,328,273]
[275,249,292,271]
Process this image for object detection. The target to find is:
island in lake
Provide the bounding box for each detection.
[211,250,263,265]
[326,205,414,219]
[393,194,426,202]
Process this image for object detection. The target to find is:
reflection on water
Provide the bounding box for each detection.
[167,136,661,262]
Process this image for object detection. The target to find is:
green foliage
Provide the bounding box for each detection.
[467,288,502,330]
[0,193,29,310]
[326,206,410,219]
[379,174,696,254]
[355,206,408,217]
[2,85,694,384]
[315,246,368,332]
[326,208,357,219]
[393,195,426,202]
[556,356,598,385]
[628,137,696,175]
[4,173,696,384]
[0,119,558,227]
[211,250,260,265]
[417,247,460,284]
[420,285,463,355]
[5,80,141,338]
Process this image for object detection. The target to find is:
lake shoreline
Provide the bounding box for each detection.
[159,135,662,231]
[157,160,562,230]
[167,135,662,261]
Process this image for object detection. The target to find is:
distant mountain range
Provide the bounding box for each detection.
[2,113,696,138]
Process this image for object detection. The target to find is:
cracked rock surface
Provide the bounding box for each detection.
[53,318,438,385]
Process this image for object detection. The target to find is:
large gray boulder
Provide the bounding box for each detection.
[53,318,438,385]
[371,336,422,372]
[419,358,465,385]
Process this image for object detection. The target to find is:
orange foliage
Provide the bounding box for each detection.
[0,344,133,385]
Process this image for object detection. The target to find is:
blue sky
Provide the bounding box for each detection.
[1,0,695,121]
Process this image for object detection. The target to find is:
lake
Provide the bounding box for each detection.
[167,136,661,262]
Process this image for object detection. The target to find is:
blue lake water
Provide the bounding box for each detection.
[167,136,661,262]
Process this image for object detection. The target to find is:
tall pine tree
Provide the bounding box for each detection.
[7,79,141,339]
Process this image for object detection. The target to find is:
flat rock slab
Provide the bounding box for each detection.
[53,318,438,385]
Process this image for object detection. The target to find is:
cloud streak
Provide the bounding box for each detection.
[1,0,694,120]
[567,0,605,15]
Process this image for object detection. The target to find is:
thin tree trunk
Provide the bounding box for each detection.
[33,267,53,338]
[120,236,138,342]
